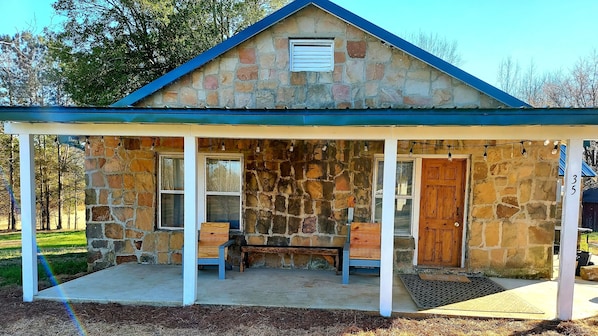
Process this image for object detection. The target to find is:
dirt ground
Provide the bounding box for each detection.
[1,285,597,336]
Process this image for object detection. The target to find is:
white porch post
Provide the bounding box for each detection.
[182,136,199,305]
[380,138,397,317]
[557,138,583,320]
[20,134,37,302]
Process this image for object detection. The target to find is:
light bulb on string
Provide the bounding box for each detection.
[483,145,488,161]
[221,141,226,151]
[289,140,294,152]
[256,140,261,153]
[447,145,453,162]
[520,141,527,157]
[364,141,369,152]
[552,140,559,155]
[322,142,328,152]
[150,138,155,151]
[409,142,414,157]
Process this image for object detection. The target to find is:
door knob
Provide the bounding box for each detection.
[454,222,460,227]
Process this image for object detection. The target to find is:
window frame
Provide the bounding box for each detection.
[157,152,244,232]
[289,38,335,72]
[198,153,244,232]
[372,155,421,236]
[157,153,185,230]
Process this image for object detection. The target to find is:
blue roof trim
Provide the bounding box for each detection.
[559,145,596,177]
[112,0,529,108]
[2,107,598,126]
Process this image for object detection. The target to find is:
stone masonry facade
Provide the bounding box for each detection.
[85,4,559,278]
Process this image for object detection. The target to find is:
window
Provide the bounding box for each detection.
[289,39,334,72]
[157,153,243,231]
[373,158,415,236]
[203,155,243,230]
[159,154,185,229]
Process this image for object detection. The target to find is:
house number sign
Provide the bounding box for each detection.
[571,174,578,195]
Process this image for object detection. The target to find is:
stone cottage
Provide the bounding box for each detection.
[3,0,595,319]
[84,0,559,278]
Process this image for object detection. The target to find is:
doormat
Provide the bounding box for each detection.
[399,274,543,314]
[419,273,470,282]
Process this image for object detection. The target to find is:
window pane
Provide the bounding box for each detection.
[161,194,184,228]
[206,158,241,192]
[396,162,413,196]
[374,197,412,235]
[161,157,184,190]
[207,195,240,230]
[376,161,413,196]
[395,199,412,235]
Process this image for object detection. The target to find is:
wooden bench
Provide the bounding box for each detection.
[240,245,342,274]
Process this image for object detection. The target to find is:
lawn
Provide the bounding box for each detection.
[0,230,87,286]
[580,232,598,255]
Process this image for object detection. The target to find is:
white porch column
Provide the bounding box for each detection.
[182,136,199,305]
[380,138,398,317]
[20,134,37,301]
[557,138,583,320]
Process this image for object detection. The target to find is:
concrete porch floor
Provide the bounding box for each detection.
[36,263,598,320]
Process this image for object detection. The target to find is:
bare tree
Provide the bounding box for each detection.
[407,31,463,66]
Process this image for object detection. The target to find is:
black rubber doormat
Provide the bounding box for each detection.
[399,274,543,314]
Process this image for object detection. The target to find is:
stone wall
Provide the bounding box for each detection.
[85,137,560,278]
[137,5,505,110]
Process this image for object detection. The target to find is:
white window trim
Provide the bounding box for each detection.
[372,155,419,236]
[157,152,244,232]
[158,152,185,230]
[198,152,244,232]
[289,38,334,72]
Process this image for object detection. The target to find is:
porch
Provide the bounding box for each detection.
[35,263,598,320]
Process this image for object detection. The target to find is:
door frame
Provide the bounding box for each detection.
[411,155,470,268]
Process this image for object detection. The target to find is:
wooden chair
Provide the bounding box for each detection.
[342,222,381,284]
[197,222,235,280]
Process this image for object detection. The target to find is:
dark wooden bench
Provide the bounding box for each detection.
[240,245,342,274]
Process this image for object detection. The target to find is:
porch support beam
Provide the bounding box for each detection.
[20,134,38,301]
[380,138,398,317]
[182,136,199,305]
[557,138,583,320]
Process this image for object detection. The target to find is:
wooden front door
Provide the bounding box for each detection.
[418,158,466,267]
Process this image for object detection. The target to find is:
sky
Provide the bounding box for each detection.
[1,0,598,87]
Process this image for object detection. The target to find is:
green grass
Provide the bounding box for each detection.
[0,230,86,249]
[579,232,598,255]
[0,231,88,287]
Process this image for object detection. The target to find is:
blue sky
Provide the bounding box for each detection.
[1,0,597,86]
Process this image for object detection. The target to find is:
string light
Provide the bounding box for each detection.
[221,141,226,151]
[544,139,550,146]
[86,136,90,149]
[447,145,453,161]
[100,136,104,143]
[322,142,328,152]
[520,141,527,157]
[117,136,122,147]
[364,141,369,152]
[483,145,488,161]
[256,140,261,153]
[552,141,559,155]
[150,138,155,151]
[409,141,414,157]
[289,140,294,152]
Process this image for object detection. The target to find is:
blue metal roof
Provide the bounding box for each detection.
[2,106,598,126]
[112,0,529,108]
[559,145,596,177]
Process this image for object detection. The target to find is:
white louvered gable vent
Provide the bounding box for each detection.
[289,39,334,72]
